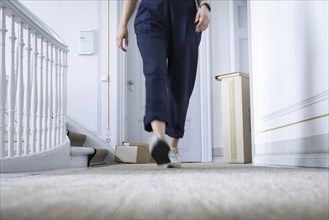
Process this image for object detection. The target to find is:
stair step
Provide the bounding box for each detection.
[70,147,95,168]
[67,130,87,147]
[70,147,95,156]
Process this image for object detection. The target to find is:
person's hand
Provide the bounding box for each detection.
[195,5,210,33]
[117,23,129,52]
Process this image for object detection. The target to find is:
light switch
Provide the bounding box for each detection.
[101,74,109,82]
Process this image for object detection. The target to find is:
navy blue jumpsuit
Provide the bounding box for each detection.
[134,0,201,138]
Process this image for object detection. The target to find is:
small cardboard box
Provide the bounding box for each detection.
[115,145,151,164]
[122,141,148,147]
[121,141,155,163]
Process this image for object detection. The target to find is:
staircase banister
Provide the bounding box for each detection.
[1,0,68,52]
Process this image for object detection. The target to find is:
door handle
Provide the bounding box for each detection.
[128,80,134,91]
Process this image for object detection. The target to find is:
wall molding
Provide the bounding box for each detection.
[260,113,329,133]
[259,90,329,123]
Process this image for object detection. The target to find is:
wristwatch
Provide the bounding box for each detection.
[200,2,211,12]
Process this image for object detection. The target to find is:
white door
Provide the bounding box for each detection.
[230,0,249,73]
[125,8,202,162]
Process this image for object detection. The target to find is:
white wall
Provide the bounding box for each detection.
[250,0,329,167]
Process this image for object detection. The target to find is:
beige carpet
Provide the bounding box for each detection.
[1,163,328,219]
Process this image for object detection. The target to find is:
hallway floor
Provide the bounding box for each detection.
[1,163,328,219]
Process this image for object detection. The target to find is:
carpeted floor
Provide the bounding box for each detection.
[1,163,328,219]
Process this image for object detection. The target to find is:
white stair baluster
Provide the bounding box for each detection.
[31,33,38,153]
[44,41,49,149]
[24,28,32,155]
[62,51,68,141]
[7,16,17,158]
[61,50,65,143]
[16,22,25,156]
[0,7,7,157]
[48,45,53,148]
[37,38,44,151]
[58,50,62,144]
[53,47,58,146]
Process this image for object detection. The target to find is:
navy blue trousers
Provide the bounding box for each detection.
[134,0,201,138]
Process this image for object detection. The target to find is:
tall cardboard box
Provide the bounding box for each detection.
[215,72,252,163]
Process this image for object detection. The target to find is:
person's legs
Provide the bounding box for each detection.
[164,0,201,168]
[167,137,181,168]
[134,0,170,134]
[151,120,166,138]
[166,0,201,139]
[134,0,171,165]
[134,0,200,166]
[169,137,179,149]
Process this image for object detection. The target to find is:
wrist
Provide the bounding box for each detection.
[119,20,128,28]
[200,2,211,12]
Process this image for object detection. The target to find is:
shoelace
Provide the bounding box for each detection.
[169,150,180,162]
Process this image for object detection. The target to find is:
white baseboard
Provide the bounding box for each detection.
[253,133,329,168]
[66,116,115,164]
[253,153,329,168]
[212,156,224,163]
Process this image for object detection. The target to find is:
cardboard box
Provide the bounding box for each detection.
[115,145,150,163]
[122,141,148,148]
[215,72,252,163]
[121,141,155,163]
[115,141,155,163]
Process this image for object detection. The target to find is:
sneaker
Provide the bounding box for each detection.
[167,149,182,168]
[149,135,171,165]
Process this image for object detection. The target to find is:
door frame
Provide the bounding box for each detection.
[116,2,213,162]
[229,0,255,161]
[199,30,213,162]
[229,0,249,72]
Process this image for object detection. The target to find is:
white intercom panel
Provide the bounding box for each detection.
[77,30,95,55]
